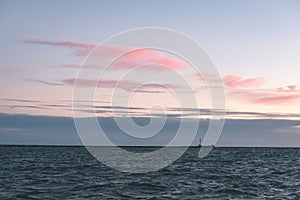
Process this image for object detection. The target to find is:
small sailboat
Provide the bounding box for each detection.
[198,138,214,158]
[198,138,202,147]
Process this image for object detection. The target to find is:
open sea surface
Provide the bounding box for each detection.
[0,146,300,199]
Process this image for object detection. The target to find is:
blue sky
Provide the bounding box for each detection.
[1,0,300,146]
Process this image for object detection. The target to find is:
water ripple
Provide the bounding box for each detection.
[1,147,300,199]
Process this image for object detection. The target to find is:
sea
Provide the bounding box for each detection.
[1,146,299,199]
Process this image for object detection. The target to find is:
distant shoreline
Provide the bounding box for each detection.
[0,144,299,148]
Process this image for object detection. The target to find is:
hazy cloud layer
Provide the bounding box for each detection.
[2,98,300,119]
[0,113,299,146]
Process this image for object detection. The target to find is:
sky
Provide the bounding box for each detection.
[0,0,300,146]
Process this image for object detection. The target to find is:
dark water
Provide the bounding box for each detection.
[1,146,300,199]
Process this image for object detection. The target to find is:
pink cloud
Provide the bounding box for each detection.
[223,75,266,88]
[75,45,126,57]
[193,72,204,79]
[288,85,297,91]
[133,89,166,94]
[121,49,164,59]
[133,83,181,94]
[277,85,298,92]
[22,36,123,58]
[229,84,300,105]
[155,57,188,69]
[253,94,300,105]
[23,37,189,71]
[25,79,63,86]
[21,36,95,49]
[110,52,188,71]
